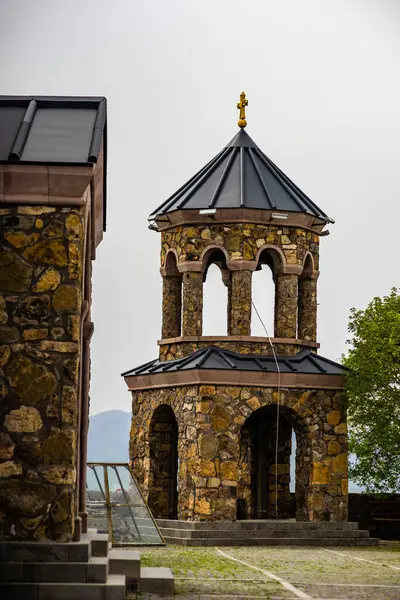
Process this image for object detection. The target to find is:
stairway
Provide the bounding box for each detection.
[0,531,174,599]
[156,519,379,547]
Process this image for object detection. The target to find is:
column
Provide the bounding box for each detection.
[228,270,252,336]
[298,278,317,342]
[275,273,298,338]
[161,274,182,339]
[181,272,203,336]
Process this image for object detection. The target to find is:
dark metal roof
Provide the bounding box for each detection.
[150,129,332,223]
[0,95,107,230]
[0,96,106,165]
[122,346,348,377]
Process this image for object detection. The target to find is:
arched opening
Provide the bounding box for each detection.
[238,404,310,521]
[148,405,178,519]
[202,249,229,336]
[298,254,316,341]
[251,248,283,337]
[162,252,182,339]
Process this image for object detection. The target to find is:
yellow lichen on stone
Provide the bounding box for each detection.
[332,452,348,475]
[4,231,39,248]
[221,461,238,480]
[0,461,23,478]
[68,243,82,280]
[195,497,211,515]
[66,214,83,240]
[33,268,60,292]
[334,423,347,434]
[196,400,211,413]
[199,459,216,477]
[4,406,43,433]
[312,461,331,484]
[18,206,55,215]
[342,478,349,495]
[328,441,341,455]
[246,396,261,411]
[5,356,57,405]
[23,240,68,267]
[38,429,75,464]
[53,285,80,313]
[210,405,230,432]
[23,329,48,341]
[326,411,341,426]
[41,466,76,485]
[199,385,216,396]
[35,219,44,229]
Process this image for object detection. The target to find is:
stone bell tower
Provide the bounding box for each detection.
[124,94,349,524]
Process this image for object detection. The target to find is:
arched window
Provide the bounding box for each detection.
[202,249,229,336]
[251,248,283,337]
[148,405,178,519]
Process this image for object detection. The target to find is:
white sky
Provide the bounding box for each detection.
[1,0,400,415]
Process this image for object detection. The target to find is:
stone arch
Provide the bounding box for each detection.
[301,252,314,277]
[251,246,286,337]
[238,401,311,521]
[200,245,230,279]
[148,404,178,519]
[164,249,180,275]
[255,244,286,275]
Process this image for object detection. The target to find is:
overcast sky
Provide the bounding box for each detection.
[1,0,400,415]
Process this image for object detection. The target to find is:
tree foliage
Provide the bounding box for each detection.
[343,288,400,493]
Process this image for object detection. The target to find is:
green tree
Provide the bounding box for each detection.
[343,288,400,493]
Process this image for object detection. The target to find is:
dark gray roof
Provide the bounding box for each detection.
[0,95,107,230]
[122,346,347,377]
[0,96,106,165]
[150,129,332,223]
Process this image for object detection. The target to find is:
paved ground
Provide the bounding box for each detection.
[134,543,400,599]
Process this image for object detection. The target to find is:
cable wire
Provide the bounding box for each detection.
[251,298,281,520]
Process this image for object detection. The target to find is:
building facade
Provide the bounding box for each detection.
[124,98,348,522]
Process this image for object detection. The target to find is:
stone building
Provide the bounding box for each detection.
[0,96,107,542]
[123,96,349,523]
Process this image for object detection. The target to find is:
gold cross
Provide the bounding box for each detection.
[237,91,248,128]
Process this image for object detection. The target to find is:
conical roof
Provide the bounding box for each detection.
[150,129,332,223]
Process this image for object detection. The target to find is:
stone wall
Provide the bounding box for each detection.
[161,223,319,270]
[130,383,348,522]
[0,205,85,541]
[158,339,312,361]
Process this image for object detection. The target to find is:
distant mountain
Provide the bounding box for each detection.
[88,410,131,463]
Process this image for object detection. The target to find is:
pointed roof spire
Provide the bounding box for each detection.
[149,96,333,223]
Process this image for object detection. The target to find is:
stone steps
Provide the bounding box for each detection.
[156,520,378,546]
[162,535,379,547]
[0,556,109,583]
[139,566,175,595]
[156,519,360,531]
[0,531,174,598]
[160,527,370,539]
[1,574,126,600]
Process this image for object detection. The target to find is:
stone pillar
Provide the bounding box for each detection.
[161,275,182,339]
[308,392,348,522]
[275,273,298,338]
[298,277,317,342]
[181,272,203,336]
[228,270,252,336]
[0,206,85,541]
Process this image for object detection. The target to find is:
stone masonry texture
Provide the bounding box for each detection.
[0,206,85,542]
[181,272,203,336]
[130,384,348,523]
[228,271,252,336]
[298,278,317,342]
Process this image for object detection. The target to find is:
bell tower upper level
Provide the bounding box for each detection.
[149,94,333,361]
